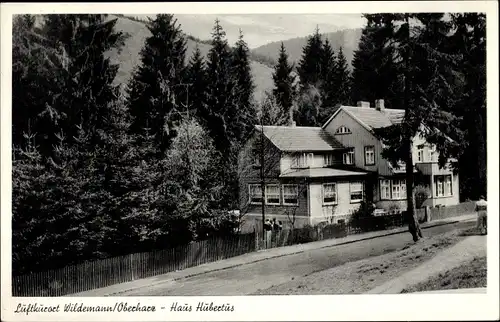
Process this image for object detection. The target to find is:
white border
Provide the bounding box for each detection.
[1,2,499,321]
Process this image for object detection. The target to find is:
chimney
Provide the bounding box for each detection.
[375,99,385,111]
[357,101,370,108]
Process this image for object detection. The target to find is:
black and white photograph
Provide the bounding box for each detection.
[1,1,498,321]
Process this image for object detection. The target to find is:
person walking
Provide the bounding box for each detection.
[475,196,487,235]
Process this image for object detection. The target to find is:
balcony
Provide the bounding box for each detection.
[415,162,454,175]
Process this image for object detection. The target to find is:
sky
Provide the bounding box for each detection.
[142,14,367,48]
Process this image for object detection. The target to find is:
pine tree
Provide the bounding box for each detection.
[231,29,256,143]
[334,46,352,105]
[371,13,462,242]
[272,42,297,118]
[297,26,324,88]
[203,19,238,156]
[12,15,68,155]
[43,14,127,144]
[318,38,337,121]
[127,14,187,152]
[351,15,402,109]
[449,13,486,200]
[186,45,208,124]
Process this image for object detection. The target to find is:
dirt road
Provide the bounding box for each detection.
[118,221,474,296]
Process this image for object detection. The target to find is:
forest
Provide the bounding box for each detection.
[12,13,485,274]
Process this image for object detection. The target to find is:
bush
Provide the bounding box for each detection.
[350,201,375,232]
[414,185,430,209]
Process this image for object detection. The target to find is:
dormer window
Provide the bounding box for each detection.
[335,126,352,135]
[292,153,314,168]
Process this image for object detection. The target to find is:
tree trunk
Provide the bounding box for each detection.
[404,13,422,242]
[260,126,266,241]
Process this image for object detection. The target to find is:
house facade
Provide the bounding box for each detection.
[238,99,459,230]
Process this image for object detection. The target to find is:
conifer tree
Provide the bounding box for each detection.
[127,14,187,152]
[231,29,256,143]
[203,19,238,156]
[297,26,324,88]
[186,45,208,124]
[43,14,127,144]
[272,42,297,118]
[334,46,352,105]
[370,13,462,242]
[318,38,337,121]
[351,15,402,109]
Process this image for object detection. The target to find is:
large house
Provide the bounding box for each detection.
[238,99,459,230]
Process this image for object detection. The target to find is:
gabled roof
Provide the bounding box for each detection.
[255,125,345,152]
[322,105,405,131]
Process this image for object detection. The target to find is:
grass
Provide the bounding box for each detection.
[401,256,487,293]
[253,228,469,295]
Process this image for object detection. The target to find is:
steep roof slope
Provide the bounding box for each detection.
[256,125,345,152]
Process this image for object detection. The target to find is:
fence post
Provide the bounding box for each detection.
[425,206,431,222]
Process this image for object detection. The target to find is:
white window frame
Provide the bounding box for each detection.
[350,181,364,203]
[343,150,354,165]
[417,147,424,162]
[248,184,263,205]
[282,184,299,206]
[428,146,436,162]
[435,175,452,197]
[306,153,314,167]
[335,126,351,134]
[391,179,406,200]
[380,179,391,200]
[323,154,334,166]
[364,146,375,165]
[322,183,337,205]
[265,184,280,205]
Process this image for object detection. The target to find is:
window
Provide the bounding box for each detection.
[323,154,334,166]
[417,147,424,162]
[252,150,261,167]
[292,153,314,168]
[282,184,298,205]
[428,147,435,162]
[364,146,375,165]
[249,184,262,204]
[435,175,452,197]
[265,184,280,205]
[392,179,406,200]
[343,150,354,165]
[307,153,314,167]
[322,183,337,205]
[350,181,364,203]
[380,179,391,200]
[445,176,452,196]
[335,126,351,134]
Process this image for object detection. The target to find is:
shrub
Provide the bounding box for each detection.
[350,201,376,232]
[414,185,430,209]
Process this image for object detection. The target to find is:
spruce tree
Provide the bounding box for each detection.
[297,26,324,88]
[272,42,297,119]
[231,29,256,143]
[12,15,67,155]
[203,19,237,156]
[370,13,462,242]
[318,38,337,121]
[351,15,402,109]
[43,15,127,144]
[334,46,352,105]
[186,45,208,125]
[127,14,187,152]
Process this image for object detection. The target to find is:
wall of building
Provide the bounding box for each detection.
[323,109,394,176]
[308,179,364,225]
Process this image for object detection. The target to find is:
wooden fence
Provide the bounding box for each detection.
[416,201,476,222]
[12,233,256,297]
